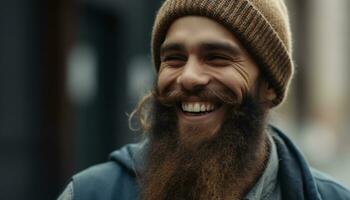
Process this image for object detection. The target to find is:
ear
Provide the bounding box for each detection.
[259,81,276,108]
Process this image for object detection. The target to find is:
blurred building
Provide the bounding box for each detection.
[0,0,349,199]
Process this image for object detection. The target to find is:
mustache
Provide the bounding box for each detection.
[153,86,239,107]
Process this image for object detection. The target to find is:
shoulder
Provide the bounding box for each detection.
[72,161,139,200]
[73,161,130,185]
[268,125,350,199]
[60,142,146,200]
[311,169,350,199]
[73,140,147,186]
[58,182,74,200]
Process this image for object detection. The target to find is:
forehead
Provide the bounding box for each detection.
[163,16,243,48]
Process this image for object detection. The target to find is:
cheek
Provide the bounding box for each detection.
[214,70,246,98]
[157,68,179,94]
[224,74,246,103]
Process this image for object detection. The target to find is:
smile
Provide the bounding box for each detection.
[181,102,217,114]
[175,100,225,139]
[177,98,225,122]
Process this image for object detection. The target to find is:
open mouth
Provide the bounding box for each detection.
[179,101,222,116]
[176,98,226,134]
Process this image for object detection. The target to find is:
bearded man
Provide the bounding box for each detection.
[58,0,350,199]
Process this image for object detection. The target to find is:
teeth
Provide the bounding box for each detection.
[206,104,211,111]
[194,103,200,112]
[201,104,206,111]
[181,102,215,113]
[188,104,193,112]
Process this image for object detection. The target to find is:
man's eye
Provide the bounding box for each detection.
[206,55,229,61]
[162,55,186,62]
[161,55,187,67]
[205,55,232,66]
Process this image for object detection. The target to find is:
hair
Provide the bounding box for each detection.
[128,91,154,134]
[139,93,269,200]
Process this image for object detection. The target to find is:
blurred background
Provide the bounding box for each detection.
[0,0,349,199]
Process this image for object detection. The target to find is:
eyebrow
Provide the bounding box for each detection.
[160,41,242,57]
[160,43,186,56]
[199,42,242,56]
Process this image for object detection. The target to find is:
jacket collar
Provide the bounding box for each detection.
[269,125,322,200]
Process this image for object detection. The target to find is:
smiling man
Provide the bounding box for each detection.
[58,0,350,200]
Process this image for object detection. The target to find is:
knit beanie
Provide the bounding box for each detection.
[151,0,294,106]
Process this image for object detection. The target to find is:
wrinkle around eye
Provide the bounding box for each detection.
[231,63,251,88]
[161,55,187,68]
[159,61,184,71]
[162,61,186,68]
[206,58,232,66]
[204,54,236,66]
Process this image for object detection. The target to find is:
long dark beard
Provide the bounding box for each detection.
[140,93,269,200]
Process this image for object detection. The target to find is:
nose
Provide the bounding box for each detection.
[176,58,210,91]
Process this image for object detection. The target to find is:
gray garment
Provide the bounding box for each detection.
[58,133,281,200]
[58,182,73,200]
[244,133,281,200]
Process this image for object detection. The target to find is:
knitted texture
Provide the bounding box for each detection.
[151,0,294,106]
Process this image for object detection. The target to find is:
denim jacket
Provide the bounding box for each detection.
[59,125,350,200]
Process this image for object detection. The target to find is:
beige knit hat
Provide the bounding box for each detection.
[151,0,294,106]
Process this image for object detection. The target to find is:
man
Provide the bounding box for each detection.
[59,0,350,199]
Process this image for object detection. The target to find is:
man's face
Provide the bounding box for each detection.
[157,16,262,144]
[142,16,277,200]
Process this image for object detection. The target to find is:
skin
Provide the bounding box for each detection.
[157,16,275,142]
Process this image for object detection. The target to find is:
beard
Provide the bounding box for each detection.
[140,85,269,200]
